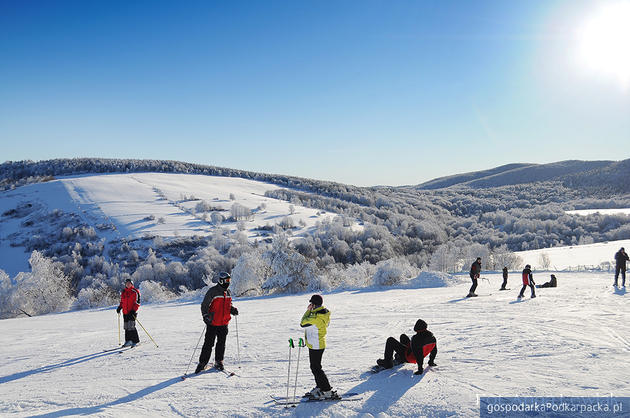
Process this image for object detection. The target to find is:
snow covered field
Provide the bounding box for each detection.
[1,271,628,417]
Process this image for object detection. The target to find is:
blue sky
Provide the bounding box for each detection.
[1,0,628,186]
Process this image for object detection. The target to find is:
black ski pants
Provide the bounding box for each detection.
[308,348,331,392]
[123,313,140,344]
[519,284,536,298]
[384,334,410,363]
[469,277,478,294]
[614,265,626,285]
[198,325,228,367]
[501,275,508,290]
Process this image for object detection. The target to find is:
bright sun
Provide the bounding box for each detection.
[577,1,630,88]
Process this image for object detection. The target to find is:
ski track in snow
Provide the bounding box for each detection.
[1,272,628,417]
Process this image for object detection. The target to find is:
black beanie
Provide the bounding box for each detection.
[309,294,323,307]
[414,319,427,332]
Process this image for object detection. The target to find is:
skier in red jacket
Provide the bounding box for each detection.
[518,264,536,299]
[195,272,239,374]
[116,279,141,347]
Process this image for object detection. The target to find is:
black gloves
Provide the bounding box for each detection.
[116,306,122,314]
[230,306,239,316]
[414,368,423,375]
[130,310,137,320]
[203,314,213,325]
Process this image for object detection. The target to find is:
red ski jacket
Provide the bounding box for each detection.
[200,284,233,326]
[119,287,140,314]
[522,268,533,285]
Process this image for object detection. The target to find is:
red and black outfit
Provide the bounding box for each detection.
[379,319,437,374]
[197,284,236,370]
[518,266,536,298]
[118,285,141,344]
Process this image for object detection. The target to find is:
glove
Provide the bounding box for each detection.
[130,310,137,320]
[203,314,213,325]
[116,306,122,314]
[230,306,239,316]
[414,368,423,375]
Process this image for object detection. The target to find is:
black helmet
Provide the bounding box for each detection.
[218,272,231,288]
[525,264,531,269]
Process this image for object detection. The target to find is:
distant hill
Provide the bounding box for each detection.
[415,163,533,189]
[415,159,630,193]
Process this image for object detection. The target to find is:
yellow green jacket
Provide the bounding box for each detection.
[300,306,330,349]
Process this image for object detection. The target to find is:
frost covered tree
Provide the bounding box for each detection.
[539,252,551,269]
[231,250,271,296]
[262,234,319,293]
[5,251,75,317]
[373,257,419,286]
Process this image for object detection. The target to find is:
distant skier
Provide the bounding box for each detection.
[537,274,557,288]
[376,319,437,375]
[500,267,508,290]
[614,247,629,287]
[301,294,336,400]
[195,272,238,374]
[468,257,482,297]
[518,264,536,299]
[116,279,140,347]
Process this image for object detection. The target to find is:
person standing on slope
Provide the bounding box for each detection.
[500,267,509,290]
[518,264,536,299]
[195,272,239,374]
[116,279,141,347]
[468,257,482,297]
[301,294,336,400]
[376,319,437,375]
[614,247,629,287]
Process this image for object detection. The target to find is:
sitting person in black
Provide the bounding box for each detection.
[537,274,557,288]
[376,319,437,375]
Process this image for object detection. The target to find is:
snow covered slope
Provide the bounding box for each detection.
[1,272,628,417]
[0,173,340,276]
[515,239,630,270]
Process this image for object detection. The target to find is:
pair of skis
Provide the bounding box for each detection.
[102,343,141,354]
[181,365,238,380]
[270,392,362,405]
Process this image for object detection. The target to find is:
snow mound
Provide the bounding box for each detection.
[403,271,464,288]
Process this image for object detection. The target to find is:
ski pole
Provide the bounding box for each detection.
[184,325,206,377]
[117,312,121,346]
[286,338,294,401]
[136,318,159,348]
[292,338,305,403]
[234,315,241,365]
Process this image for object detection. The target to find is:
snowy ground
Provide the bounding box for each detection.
[1,271,628,417]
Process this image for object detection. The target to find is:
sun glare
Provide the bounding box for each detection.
[577,1,630,88]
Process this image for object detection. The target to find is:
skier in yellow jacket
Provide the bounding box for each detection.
[300,294,337,400]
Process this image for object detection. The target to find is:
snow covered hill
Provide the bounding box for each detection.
[0,173,341,276]
[1,272,628,417]
[414,159,627,190]
[515,239,630,271]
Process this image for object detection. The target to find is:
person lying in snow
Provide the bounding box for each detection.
[376,319,437,375]
[536,274,557,288]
